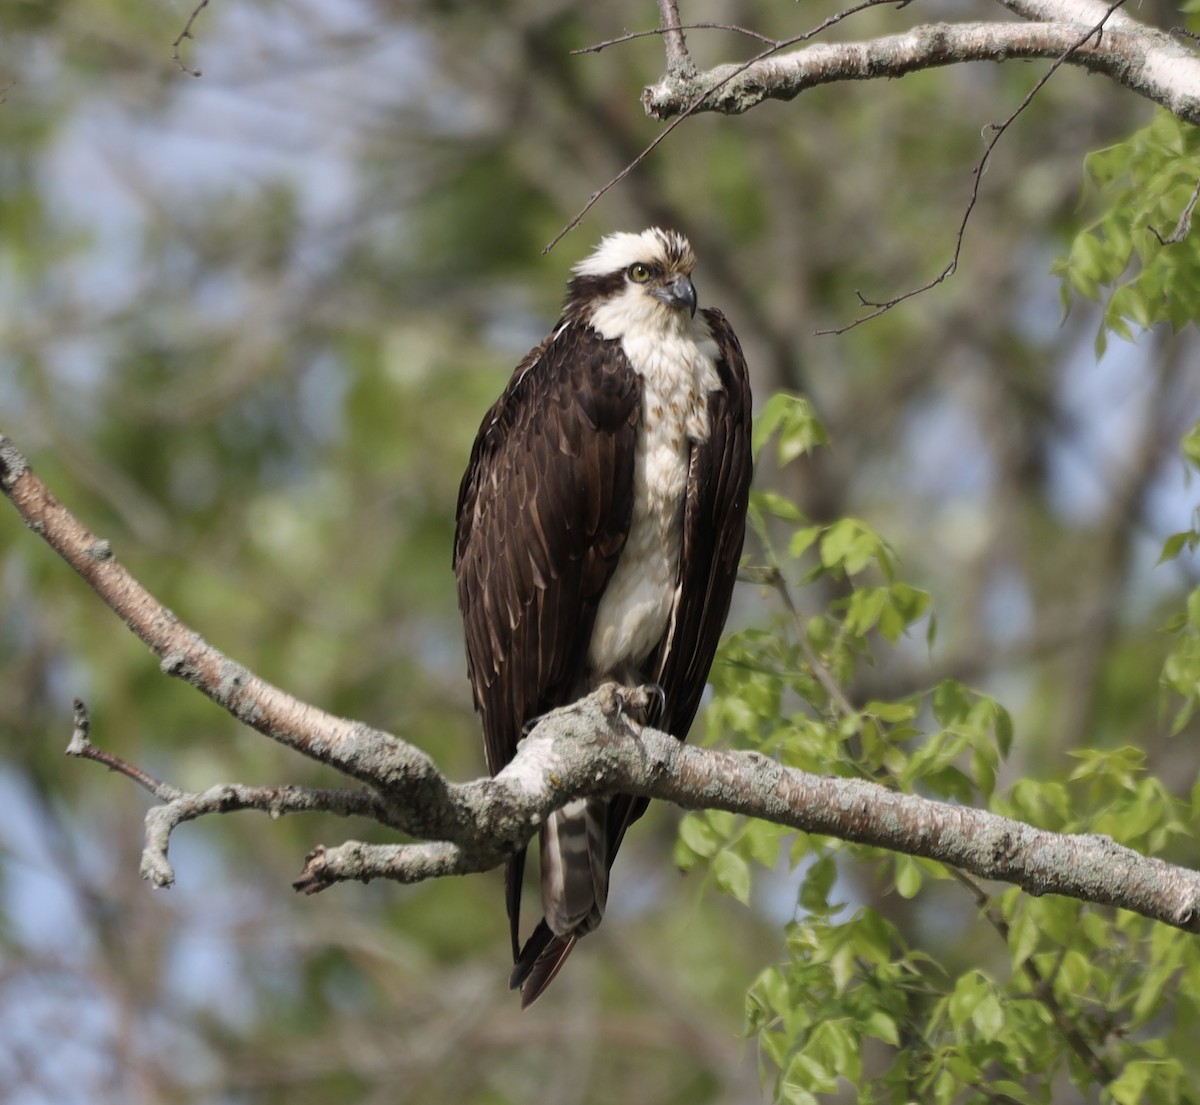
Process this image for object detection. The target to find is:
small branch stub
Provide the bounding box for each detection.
[656,0,697,79]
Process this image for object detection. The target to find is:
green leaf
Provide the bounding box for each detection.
[1107,1060,1157,1105]
[713,849,752,906]
[971,990,1004,1041]
[753,392,829,464]
[932,680,973,725]
[800,855,838,913]
[947,972,986,1031]
[1058,110,1200,340]
[789,524,823,560]
[864,1009,900,1047]
[742,819,785,869]
[844,586,889,635]
[678,813,721,859]
[1157,530,1194,565]
[865,699,917,723]
[751,488,805,524]
[1182,421,1200,468]
[820,518,890,577]
[1006,902,1041,967]
[894,856,922,899]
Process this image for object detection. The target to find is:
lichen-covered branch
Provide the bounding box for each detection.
[299,687,1200,934]
[642,6,1200,126]
[5,430,1200,936]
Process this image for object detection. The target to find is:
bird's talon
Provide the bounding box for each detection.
[521,710,549,738]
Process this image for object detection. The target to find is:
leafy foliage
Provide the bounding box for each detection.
[685,399,1200,1103]
[1055,111,1200,354]
[1159,447,1200,737]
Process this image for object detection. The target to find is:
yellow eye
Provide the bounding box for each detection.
[628,263,651,283]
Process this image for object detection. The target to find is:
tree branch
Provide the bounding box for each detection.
[5,430,1200,937]
[292,688,1200,937]
[642,10,1200,125]
[655,0,695,78]
[66,698,397,888]
[545,0,890,253]
[171,0,211,78]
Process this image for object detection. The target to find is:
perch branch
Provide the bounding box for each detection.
[5,431,1200,937]
[293,687,1200,939]
[65,698,408,887]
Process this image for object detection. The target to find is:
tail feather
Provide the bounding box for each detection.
[540,797,608,936]
[510,920,578,1008]
[504,797,607,1007]
[504,851,526,962]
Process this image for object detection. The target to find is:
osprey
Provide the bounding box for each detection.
[454,228,753,1006]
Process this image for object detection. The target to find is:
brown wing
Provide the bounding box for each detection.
[607,306,754,856]
[453,319,642,953]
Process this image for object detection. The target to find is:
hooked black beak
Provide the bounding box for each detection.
[651,274,697,317]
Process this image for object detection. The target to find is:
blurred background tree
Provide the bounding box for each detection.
[1,2,1198,1103]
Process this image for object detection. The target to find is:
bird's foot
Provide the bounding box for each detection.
[520,710,550,739]
[613,682,665,726]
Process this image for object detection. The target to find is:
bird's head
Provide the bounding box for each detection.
[565,228,699,337]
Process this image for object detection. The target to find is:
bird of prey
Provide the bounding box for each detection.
[453,227,753,1006]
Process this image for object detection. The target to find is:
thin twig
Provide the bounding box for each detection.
[1149,174,1200,245]
[172,0,211,78]
[765,567,858,718]
[571,23,781,56]
[67,698,181,801]
[543,125,688,253]
[546,0,891,253]
[64,698,397,889]
[817,0,1130,335]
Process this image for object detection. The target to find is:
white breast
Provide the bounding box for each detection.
[587,319,722,676]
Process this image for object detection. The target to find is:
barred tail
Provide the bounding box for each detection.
[539,796,609,937]
[509,797,608,1007]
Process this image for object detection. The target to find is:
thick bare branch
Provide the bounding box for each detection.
[297,687,1200,936]
[6,430,1200,938]
[642,15,1200,125]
